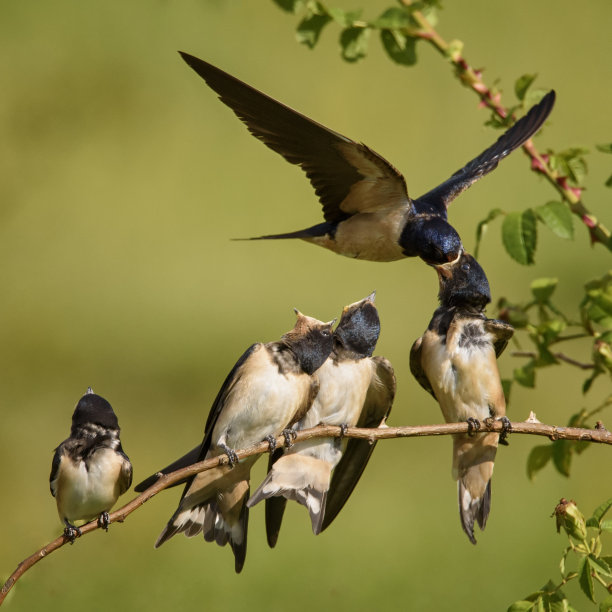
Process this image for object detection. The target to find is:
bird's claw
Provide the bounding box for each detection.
[339,423,349,438]
[282,428,297,448]
[466,418,481,436]
[499,416,512,446]
[63,524,82,544]
[265,434,277,454]
[221,444,239,467]
[97,511,110,531]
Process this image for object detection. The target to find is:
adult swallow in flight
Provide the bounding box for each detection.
[410,253,514,543]
[140,311,334,573]
[247,292,395,544]
[179,51,555,265]
[49,388,133,542]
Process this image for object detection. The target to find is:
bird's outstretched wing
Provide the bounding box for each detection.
[321,356,396,531]
[179,52,410,224]
[415,90,556,215]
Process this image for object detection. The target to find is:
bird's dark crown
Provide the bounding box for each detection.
[436,252,491,310]
[334,292,380,358]
[400,216,463,266]
[282,312,335,375]
[71,391,119,434]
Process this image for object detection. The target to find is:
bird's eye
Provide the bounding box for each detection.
[461,263,470,272]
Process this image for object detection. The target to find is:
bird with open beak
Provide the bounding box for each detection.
[137,310,334,573]
[248,292,395,543]
[410,253,514,543]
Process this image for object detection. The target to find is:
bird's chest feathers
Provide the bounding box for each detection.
[300,358,372,428]
[422,319,502,422]
[212,349,310,449]
[56,448,123,520]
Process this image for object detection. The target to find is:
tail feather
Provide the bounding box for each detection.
[458,479,491,545]
[234,222,334,242]
[155,480,250,573]
[248,454,331,535]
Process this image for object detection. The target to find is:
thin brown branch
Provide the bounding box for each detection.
[511,350,595,370]
[1,419,610,605]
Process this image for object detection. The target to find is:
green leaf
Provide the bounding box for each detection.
[590,498,612,524]
[507,601,535,611]
[327,7,362,26]
[273,0,305,13]
[502,209,537,265]
[599,594,612,612]
[527,445,552,479]
[373,6,413,28]
[578,556,595,602]
[515,74,537,101]
[605,174,612,188]
[380,29,417,65]
[514,362,536,388]
[601,519,612,532]
[530,278,558,304]
[552,440,572,477]
[535,201,574,240]
[296,11,332,49]
[588,555,612,577]
[596,143,612,154]
[502,378,513,405]
[474,208,504,258]
[340,27,371,62]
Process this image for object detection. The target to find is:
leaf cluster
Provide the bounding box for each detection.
[509,498,612,611]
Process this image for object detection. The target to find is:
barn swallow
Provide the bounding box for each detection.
[49,388,133,542]
[140,310,334,573]
[179,51,555,265]
[247,292,395,544]
[410,253,514,544]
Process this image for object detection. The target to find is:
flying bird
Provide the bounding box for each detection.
[50,388,133,542]
[410,253,514,543]
[179,51,555,265]
[247,292,395,544]
[137,311,334,573]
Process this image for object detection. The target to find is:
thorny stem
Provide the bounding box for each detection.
[1,418,611,605]
[399,0,612,250]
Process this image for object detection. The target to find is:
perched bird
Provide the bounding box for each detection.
[410,253,514,544]
[248,292,395,544]
[179,51,555,265]
[49,388,133,542]
[139,311,334,573]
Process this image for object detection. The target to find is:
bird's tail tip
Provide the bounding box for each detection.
[458,479,492,545]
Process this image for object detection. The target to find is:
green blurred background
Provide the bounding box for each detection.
[1,1,610,609]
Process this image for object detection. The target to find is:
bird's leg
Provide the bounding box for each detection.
[466,417,481,436]
[220,443,239,467]
[498,416,512,446]
[97,511,110,531]
[339,423,349,438]
[282,428,298,448]
[63,520,82,544]
[264,434,277,454]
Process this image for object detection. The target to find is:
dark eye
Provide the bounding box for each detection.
[461,263,470,272]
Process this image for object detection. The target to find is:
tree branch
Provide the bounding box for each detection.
[1,418,610,605]
[511,350,595,370]
[398,0,612,250]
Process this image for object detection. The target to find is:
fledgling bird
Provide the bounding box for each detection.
[247,292,395,544]
[138,310,334,573]
[179,51,555,265]
[49,388,133,542]
[410,253,514,544]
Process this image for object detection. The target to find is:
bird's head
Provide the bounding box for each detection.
[435,252,491,310]
[282,310,335,374]
[71,388,119,434]
[400,216,464,266]
[334,291,380,358]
